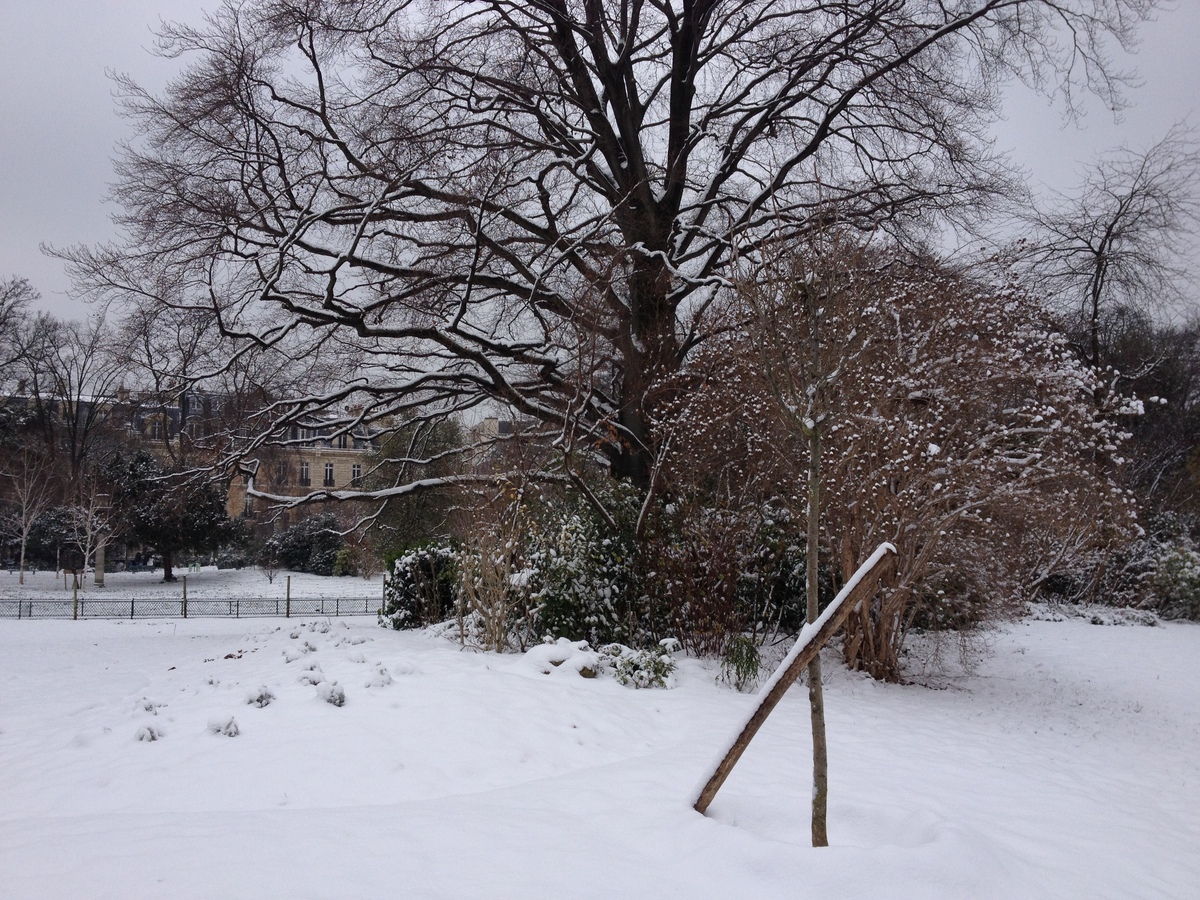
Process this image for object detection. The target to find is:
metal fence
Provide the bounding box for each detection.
[0,596,380,620]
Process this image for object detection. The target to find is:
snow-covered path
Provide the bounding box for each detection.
[0,614,1196,899]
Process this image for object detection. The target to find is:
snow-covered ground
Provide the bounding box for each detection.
[0,610,1196,899]
[0,565,383,600]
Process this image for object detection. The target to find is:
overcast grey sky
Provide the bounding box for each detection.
[1,1,1197,318]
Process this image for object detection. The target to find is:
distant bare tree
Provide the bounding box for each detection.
[0,277,35,374]
[62,0,1161,508]
[19,315,127,490]
[1015,124,1200,369]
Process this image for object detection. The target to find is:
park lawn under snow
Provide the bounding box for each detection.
[0,565,384,601]
[0,610,1197,899]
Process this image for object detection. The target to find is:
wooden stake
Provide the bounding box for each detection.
[182,575,188,618]
[286,575,291,618]
[693,543,895,815]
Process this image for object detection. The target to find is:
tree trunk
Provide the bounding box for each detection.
[18,538,27,586]
[805,279,829,848]
[161,550,177,583]
[610,253,680,490]
[807,409,829,847]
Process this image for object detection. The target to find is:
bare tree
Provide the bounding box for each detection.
[1014,124,1200,369]
[62,0,1160,508]
[0,277,35,374]
[19,314,128,490]
[0,443,58,585]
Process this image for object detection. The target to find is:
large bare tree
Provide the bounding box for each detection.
[66,0,1161,503]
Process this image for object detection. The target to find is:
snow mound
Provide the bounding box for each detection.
[390,659,418,676]
[134,724,164,742]
[207,716,240,737]
[365,666,393,688]
[514,638,599,679]
[245,686,275,708]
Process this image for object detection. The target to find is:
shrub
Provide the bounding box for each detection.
[525,491,641,648]
[380,544,460,629]
[332,547,355,577]
[1151,542,1200,620]
[598,639,680,689]
[718,635,763,692]
[276,513,344,575]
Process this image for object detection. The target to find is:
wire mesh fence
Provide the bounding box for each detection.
[0,596,380,620]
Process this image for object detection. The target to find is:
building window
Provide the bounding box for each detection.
[149,419,164,440]
[324,463,335,486]
[299,462,310,486]
[351,464,362,487]
[273,462,290,486]
[336,434,348,449]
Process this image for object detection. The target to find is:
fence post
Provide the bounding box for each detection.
[236,598,240,618]
[72,576,78,620]
[182,575,188,619]
[130,597,135,619]
[286,576,291,618]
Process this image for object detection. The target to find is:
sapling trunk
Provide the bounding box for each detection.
[807,421,829,847]
[811,289,830,854]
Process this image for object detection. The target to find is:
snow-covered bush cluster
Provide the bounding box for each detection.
[380,482,651,651]
[378,471,809,661]
[513,637,678,688]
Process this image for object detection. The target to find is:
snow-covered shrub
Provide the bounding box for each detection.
[276,513,344,575]
[1151,541,1200,620]
[380,544,460,629]
[135,724,164,742]
[365,666,393,688]
[517,638,600,678]
[670,241,1139,680]
[207,716,239,737]
[245,686,274,707]
[215,546,248,570]
[524,483,643,648]
[317,681,346,706]
[598,639,679,689]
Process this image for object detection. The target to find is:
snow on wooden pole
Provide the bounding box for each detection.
[693,542,896,815]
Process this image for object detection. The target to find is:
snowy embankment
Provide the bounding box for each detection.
[0,613,1196,899]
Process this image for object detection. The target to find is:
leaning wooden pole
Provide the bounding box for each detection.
[693,542,896,815]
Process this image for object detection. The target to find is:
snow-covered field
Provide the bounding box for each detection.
[0,566,383,601]
[1,608,1197,899]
